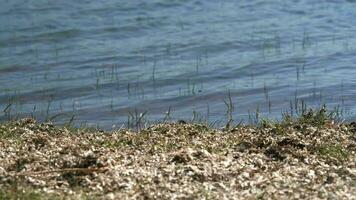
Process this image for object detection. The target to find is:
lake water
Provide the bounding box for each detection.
[1,0,356,129]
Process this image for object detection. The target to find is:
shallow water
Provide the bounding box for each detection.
[1,0,356,129]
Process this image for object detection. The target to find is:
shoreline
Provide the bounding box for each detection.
[0,109,355,199]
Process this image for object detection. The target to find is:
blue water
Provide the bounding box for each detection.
[1,0,355,128]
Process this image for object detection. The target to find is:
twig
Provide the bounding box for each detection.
[14,167,109,177]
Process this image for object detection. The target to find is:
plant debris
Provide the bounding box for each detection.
[0,111,355,199]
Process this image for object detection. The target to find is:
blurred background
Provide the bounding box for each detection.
[1,0,355,129]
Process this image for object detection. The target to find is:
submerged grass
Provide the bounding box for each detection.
[0,108,355,199]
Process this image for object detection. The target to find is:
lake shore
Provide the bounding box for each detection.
[0,110,355,199]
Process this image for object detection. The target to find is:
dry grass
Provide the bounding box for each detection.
[0,110,355,199]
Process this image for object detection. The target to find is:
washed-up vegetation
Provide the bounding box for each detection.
[0,108,355,199]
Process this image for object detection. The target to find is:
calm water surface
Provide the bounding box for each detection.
[1,0,356,128]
